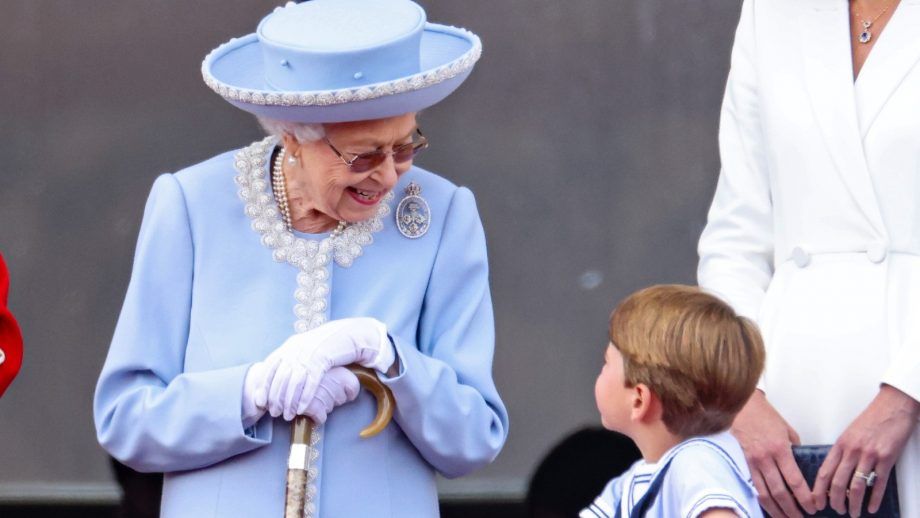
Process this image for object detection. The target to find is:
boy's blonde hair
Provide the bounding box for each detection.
[609,284,765,437]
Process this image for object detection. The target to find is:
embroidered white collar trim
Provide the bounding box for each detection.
[233,137,392,516]
[235,137,392,272]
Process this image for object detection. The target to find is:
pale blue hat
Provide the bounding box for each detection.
[202,0,482,123]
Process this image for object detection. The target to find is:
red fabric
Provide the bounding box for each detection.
[0,253,23,397]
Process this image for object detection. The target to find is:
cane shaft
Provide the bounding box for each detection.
[284,416,313,517]
[281,365,396,517]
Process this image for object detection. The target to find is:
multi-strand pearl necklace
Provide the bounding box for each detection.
[271,147,347,238]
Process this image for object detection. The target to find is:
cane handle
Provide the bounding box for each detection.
[346,365,395,438]
[288,365,394,446]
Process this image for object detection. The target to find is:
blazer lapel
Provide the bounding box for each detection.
[854,0,920,137]
[799,1,887,237]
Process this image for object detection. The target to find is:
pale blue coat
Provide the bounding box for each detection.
[93,145,509,517]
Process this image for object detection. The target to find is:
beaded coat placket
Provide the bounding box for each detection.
[234,137,391,518]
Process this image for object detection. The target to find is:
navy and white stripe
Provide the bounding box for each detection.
[685,493,752,518]
[579,431,763,518]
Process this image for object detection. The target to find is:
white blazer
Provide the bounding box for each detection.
[697,0,920,514]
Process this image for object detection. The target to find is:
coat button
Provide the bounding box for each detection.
[867,243,888,263]
[791,246,810,268]
[0,348,5,366]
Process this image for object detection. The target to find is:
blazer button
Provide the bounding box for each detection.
[867,243,888,263]
[791,246,810,268]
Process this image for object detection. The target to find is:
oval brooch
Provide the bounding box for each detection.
[396,182,430,239]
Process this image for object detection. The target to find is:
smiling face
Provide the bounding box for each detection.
[283,112,418,230]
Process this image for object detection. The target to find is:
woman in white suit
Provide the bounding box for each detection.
[698,0,920,516]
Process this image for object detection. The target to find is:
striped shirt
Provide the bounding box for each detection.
[580,431,762,518]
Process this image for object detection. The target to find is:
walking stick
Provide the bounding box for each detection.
[283,365,395,518]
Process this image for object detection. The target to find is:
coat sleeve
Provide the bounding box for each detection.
[381,186,509,478]
[882,338,920,403]
[697,0,774,322]
[94,174,271,473]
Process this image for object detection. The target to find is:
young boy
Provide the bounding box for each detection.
[581,285,765,518]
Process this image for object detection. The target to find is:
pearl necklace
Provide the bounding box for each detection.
[271,147,347,238]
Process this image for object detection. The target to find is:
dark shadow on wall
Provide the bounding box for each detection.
[526,427,641,518]
[109,458,161,518]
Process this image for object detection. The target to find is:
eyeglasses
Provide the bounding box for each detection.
[324,128,429,173]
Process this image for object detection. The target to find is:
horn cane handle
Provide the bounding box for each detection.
[346,365,395,438]
[283,364,396,516]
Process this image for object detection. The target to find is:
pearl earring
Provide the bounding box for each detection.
[287,154,297,165]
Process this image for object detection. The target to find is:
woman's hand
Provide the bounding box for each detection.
[298,366,360,423]
[243,364,360,424]
[255,317,394,420]
[732,390,815,518]
[812,385,920,517]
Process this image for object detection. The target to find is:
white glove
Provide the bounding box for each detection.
[256,317,394,420]
[299,366,360,424]
[242,361,271,428]
[242,364,361,425]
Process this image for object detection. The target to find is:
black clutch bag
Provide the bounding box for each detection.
[792,445,900,517]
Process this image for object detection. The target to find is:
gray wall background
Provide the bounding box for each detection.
[0,0,740,503]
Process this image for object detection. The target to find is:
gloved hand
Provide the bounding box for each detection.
[242,361,270,428]
[255,317,394,420]
[299,366,360,424]
[242,364,361,425]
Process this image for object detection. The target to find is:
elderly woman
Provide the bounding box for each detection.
[93,1,508,516]
[698,0,919,517]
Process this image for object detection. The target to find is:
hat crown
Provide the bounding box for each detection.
[258,0,425,91]
[260,0,422,51]
[202,0,483,122]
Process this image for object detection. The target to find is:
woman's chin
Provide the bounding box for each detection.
[340,203,380,223]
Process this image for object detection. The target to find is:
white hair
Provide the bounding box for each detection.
[257,116,326,143]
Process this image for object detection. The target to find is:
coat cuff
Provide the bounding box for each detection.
[200,363,274,447]
[880,340,920,404]
[378,334,408,383]
[190,362,273,448]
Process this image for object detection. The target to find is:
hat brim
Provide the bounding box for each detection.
[203,23,480,123]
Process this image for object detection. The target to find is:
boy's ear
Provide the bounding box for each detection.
[630,383,661,424]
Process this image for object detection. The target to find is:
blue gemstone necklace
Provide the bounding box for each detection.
[853,0,896,44]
